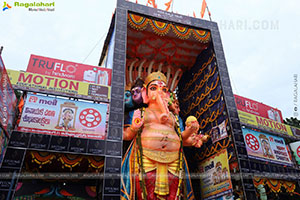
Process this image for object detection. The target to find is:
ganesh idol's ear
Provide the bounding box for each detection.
[141,87,149,104]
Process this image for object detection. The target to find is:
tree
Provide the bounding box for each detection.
[283,117,300,128]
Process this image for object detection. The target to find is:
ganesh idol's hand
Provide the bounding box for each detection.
[183,133,208,148]
[193,134,204,148]
[185,122,200,133]
[123,109,144,141]
[182,118,200,140]
[131,109,144,130]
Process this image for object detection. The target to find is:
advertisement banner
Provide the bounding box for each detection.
[18,94,108,140]
[199,149,233,200]
[289,141,300,165]
[215,195,234,200]
[237,110,294,137]
[0,127,8,164]
[234,94,283,123]
[27,54,112,85]
[290,126,300,138]
[242,128,292,165]
[0,56,17,134]
[7,70,110,102]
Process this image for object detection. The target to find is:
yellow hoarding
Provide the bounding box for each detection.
[7,70,110,102]
[237,110,293,136]
[199,149,232,200]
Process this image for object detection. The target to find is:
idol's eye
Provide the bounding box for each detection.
[126,93,130,97]
[162,87,168,93]
[150,86,157,91]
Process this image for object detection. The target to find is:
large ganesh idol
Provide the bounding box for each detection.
[121,71,205,200]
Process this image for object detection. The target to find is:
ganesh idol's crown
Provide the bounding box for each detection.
[144,71,167,87]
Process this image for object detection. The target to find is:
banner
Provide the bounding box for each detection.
[0,127,8,164]
[237,110,294,137]
[215,195,234,200]
[199,149,233,200]
[0,56,17,134]
[242,128,292,165]
[234,94,283,123]
[7,70,110,102]
[290,126,300,138]
[289,141,300,165]
[210,120,228,144]
[27,54,112,85]
[18,94,108,140]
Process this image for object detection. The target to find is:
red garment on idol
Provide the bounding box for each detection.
[136,171,179,200]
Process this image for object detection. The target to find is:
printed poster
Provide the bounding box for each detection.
[199,149,233,200]
[289,141,300,165]
[242,128,292,165]
[211,120,228,144]
[290,126,300,138]
[18,94,108,140]
[0,56,18,133]
[0,127,8,164]
[215,194,234,200]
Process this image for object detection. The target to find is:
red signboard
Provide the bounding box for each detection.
[26,54,112,86]
[0,55,17,134]
[234,94,283,123]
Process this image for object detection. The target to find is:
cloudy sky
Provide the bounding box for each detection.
[1,0,299,119]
